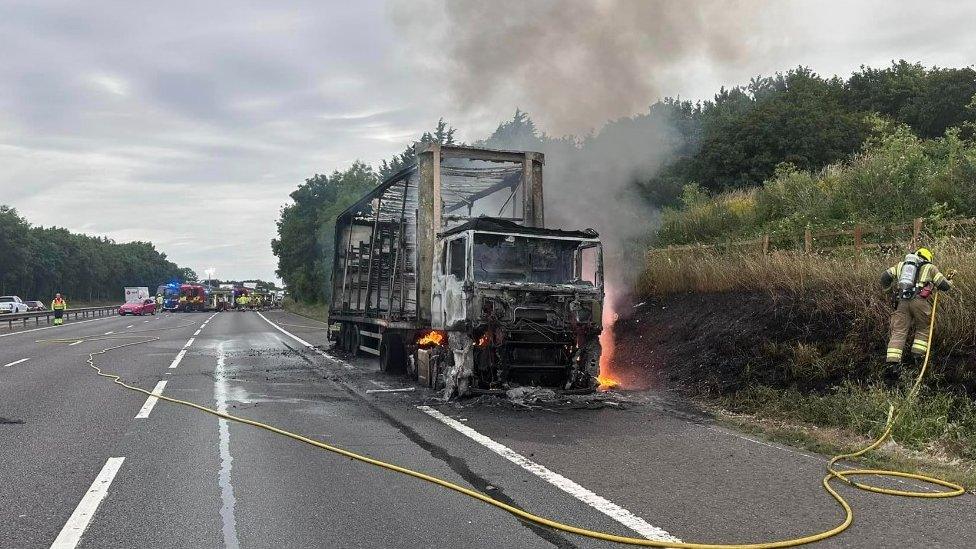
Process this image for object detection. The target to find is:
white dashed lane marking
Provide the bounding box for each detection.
[134,380,168,419]
[50,457,125,549]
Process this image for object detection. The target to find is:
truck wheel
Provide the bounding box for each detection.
[351,325,363,356]
[341,323,360,355]
[337,323,352,352]
[379,333,406,374]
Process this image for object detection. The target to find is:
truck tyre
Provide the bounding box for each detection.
[349,324,363,356]
[379,333,406,374]
[339,323,355,353]
[344,324,362,355]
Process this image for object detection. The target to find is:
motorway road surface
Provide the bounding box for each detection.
[0,310,973,548]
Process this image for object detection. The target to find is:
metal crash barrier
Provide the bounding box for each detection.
[1,306,119,330]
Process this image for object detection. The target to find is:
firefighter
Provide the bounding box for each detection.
[51,293,67,326]
[156,293,164,312]
[880,247,952,363]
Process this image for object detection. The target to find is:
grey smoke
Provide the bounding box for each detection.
[391,0,761,311]
[390,0,758,135]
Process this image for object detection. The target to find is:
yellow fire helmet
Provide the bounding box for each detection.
[916,247,934,262]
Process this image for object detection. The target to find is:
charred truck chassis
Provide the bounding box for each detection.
[328,144,604,398]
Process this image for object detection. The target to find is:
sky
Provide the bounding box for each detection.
[1,1,974,283]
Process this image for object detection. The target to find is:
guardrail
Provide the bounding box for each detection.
[1,306,119,330]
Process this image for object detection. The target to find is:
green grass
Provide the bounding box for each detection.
[282,299,329,323]
[701,383,976,490]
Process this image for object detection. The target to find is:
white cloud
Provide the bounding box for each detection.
[87,73,129,96]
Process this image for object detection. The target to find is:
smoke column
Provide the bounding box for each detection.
[389,0,759,136]
[391,0,761,384]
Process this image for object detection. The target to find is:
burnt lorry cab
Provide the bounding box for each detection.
[328,144,604,397]
[433,218,603,394]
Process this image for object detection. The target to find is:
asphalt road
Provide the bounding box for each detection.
[0,310,972,548]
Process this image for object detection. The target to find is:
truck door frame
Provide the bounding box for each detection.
[432,231,470,330]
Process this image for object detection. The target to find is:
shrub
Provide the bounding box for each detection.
[654,122,976,246]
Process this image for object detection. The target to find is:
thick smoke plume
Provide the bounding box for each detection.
[390,0,758,136]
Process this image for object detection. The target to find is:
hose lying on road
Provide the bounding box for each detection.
[39,300,965,548]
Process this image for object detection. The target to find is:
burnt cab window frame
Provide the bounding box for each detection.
[447,234,467,280]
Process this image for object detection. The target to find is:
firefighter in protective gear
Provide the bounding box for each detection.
[880,247,952,363]
[155,293,164,311]
[51,293,67,326]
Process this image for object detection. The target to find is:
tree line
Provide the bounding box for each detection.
[0,205,192,303]
[273,60,976,303]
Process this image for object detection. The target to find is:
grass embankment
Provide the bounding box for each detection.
[629,246,976,489]
[634,122,976,487]
[282,298,329,323]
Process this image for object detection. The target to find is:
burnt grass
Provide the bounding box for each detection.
[611,290,975,398]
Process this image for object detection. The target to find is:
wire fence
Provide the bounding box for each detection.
[647,217,976,259]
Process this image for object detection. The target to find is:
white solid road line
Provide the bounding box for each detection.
[214,341,242,548]
[256,312,312,346]
[257,313,355,369]
[134,380,168,418]
[68,340,83,346]
[49,457,125,549]
[2,357,30,368]
[418,406,681,543]
[0,315,115,338]
[168,349,187,369]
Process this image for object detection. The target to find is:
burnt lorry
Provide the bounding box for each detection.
[328,144,604,397]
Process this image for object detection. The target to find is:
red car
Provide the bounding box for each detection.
[119,298,157,316]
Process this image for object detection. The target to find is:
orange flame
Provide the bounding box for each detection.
[598,294,620,390]
[417,330,445,347]
[477,332,491,347]
[596,374,619,391]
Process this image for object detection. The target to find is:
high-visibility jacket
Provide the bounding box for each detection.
[880,262,952,294]
[51,298,67,310]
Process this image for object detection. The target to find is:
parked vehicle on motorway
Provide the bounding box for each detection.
[0,296,30,314]
[24,300,46,311]
[119,298,157,316]
[124,286,151,304]
[178,283,208,312]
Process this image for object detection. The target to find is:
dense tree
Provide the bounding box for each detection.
[272,162,377,302]
[846,61,976,138]
[0,206,187,302]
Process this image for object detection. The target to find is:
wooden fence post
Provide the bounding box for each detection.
[854,225,863,255]
[804,227,812,254]
[762,234,769,255]
[911,217,923,248]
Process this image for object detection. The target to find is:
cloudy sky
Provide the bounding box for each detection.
[1,1,973,283]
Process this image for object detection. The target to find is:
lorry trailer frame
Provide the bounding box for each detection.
[328,144,605,397]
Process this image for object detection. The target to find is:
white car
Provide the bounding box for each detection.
[0,296,29,314]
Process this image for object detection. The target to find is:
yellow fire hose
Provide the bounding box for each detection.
[39,294,965,548]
